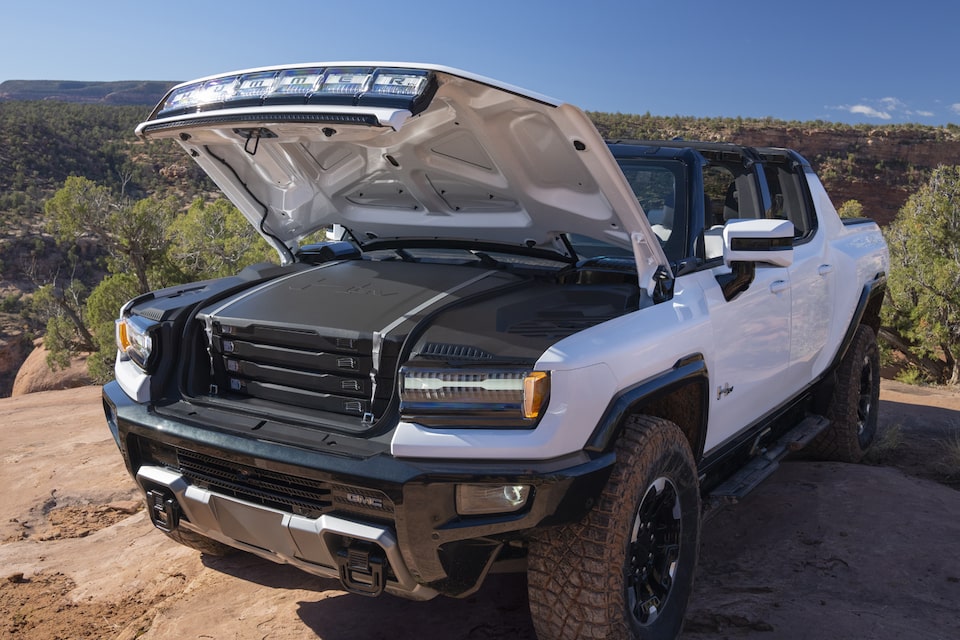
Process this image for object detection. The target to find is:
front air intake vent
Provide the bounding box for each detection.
[135,308,165,322]
[178,449,335,517]
[171,447,394,521]
[418,342,494,361]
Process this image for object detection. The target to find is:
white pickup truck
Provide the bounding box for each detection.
[103,63,889,640]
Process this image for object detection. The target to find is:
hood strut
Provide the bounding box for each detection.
[204,145,296,265]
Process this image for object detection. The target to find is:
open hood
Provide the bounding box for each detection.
[137,62,669,286]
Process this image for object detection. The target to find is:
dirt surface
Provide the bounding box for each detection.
[2,381,959,640]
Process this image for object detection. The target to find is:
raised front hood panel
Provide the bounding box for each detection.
[137,63,668,289]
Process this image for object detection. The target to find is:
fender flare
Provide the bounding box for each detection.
[828,272,886,373]
[813,272,886,413]
[584,354,709,460]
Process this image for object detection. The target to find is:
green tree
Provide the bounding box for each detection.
[40,178,179,378]
[881,165,960,385]
[45,176,177,294]
[110,195,180,292]
[31,279,95,370]
[84,272,141,382]
[167,198,274,279]
[43,175,113,240]
[837,200,863,218]
[37,183,279,381]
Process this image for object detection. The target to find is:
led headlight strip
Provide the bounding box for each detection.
[399,367,550,428]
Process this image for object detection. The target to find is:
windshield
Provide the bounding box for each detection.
[568,158,688,263]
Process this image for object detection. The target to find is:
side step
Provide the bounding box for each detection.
[707,415,830,507]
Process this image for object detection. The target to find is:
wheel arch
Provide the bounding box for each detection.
[858,272,886,336]
[585,354,709,462]
[833,272,886,369]
[813,272,885,415]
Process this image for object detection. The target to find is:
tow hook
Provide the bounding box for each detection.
[145,488,180,532]
[335,542,386,597]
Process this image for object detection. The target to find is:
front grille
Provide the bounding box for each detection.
[178,449,334,516]
[174,449,394,521]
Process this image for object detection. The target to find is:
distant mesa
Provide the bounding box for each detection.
[0,79,180,106]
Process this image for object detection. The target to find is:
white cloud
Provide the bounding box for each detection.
[879,97,905,111]
[847,104,892,120]
[951,103,960,115]
[829,97,941,121]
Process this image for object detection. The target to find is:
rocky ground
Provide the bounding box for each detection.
[1,381,958,640]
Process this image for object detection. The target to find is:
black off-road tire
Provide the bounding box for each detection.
[163,528,234,557]
[527,415,701,640]
[808,324,880,462]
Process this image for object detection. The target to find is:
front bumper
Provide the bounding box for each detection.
[103,381,613,599]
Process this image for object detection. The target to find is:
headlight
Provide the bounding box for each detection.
[116,314,159,371]
[399,367,550,428]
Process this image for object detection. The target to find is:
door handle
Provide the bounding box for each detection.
[818,264,834,276]
[770,280,789,294]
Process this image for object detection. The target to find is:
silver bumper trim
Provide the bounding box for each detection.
[135,465,437,600]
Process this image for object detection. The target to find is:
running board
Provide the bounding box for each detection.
[707,415,830,506]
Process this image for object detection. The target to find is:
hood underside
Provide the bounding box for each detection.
[137,62,668,283]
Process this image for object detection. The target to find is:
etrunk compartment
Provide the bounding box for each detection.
[193,260,519,433]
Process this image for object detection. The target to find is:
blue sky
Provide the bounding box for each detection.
[3,0,958,125]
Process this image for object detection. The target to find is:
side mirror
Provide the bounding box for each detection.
[722,218,794,268]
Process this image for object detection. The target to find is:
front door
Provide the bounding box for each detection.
[699,264,792,453]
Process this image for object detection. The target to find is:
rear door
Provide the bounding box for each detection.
[762,159,835,390]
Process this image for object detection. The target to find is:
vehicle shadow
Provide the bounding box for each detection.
[296,573,535,640]
[875,397,960,488]
[879,397,960,431]
[201,553,536,639]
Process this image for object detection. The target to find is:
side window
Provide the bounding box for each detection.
[701,165,740,261]
[702,166,738,227]
[700,162,766,261]
[763,164,815,239]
